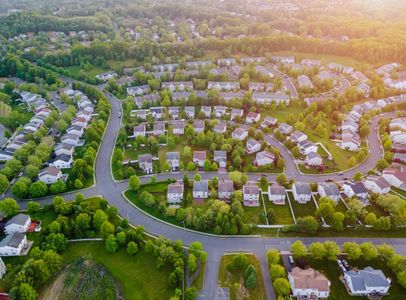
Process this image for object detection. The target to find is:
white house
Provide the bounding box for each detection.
[218,180,234,200]
[54,144,74,157]
[318,183,340,202]
[193,151,207,167]
[232,127,248,141]
[167,182,184,204]
[193,181,209,199]
[66,125,84,137]
[61,133,81,147]
[152,122,165,136]
[38,167,63,184]
[364,176,391,195]
[193,120,205,134]
[268,185,286,204]
[343,267,390,296]
[342,182,368,199]
[138,154,153,174]
[246,139,261,154]
[133,124,146,137]
[5,214,31,234]
[214,151,227,168]
[298,140,318,155]
[278,123,293,135]
[288,267,330,299]
[246,112,260,124]
[290,131,308,144]
[0,233,28,256]
[382,165,406,188]
[166,152,180,171]
[50,154,73,169]
[172,120,185,135]
[292,182,312,203]
[243,183,260,207]
[305,152,323,166]
[256,151,275,166]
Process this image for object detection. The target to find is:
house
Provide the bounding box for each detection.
[243,183,260,207]
[150,107,164,119]
[277,123,293,135]
[217,58,237,67]
[272,55,295,64]
[71,117,88,128]
[390,131,406,145]
[343,267,390,296]
[292,182,312,203]
[168,106,180,119]
[249,82,274,92]
[0,233,28,256]
[214,106,227,118]
[166,152,180,171]
[318,183,340,202]
[193,180,209,199]
[298,140,318,155]
[262,117,278,128]
[66,125,84,137]
[230,108,243,120]
[256,151,275,166]
[138,154,153,174]
[240,57,265,64]
[393,153,406,164]
[152,63,179,72]
[214,122,227,134]
[364,176,391,194]
[252,93,290,105]
[193,120,205,133]
[133,124,146,137]
[268,185,286,204]
[54,144,74,157]
[172,120,185,135]
[50,154,73,169]
[246,139,261,154]
[219,92,244,102]
[200,106,212,118]
[290,131,308,144]
[232,127,248,141]
[61,133,80,147]
[184,106,195,118]
[298,75,314,89]
[167,182,184,204]
[207,81,240,91]
[193,151,207,167]
[255,66,275,78]
[288,267,330,299]
[185,60,212,70]
[342,182,369,199]
[389,118,406,131]
[38,167,63,184]
[76,111,92,122]
[134,93,160,108]
[246,112,260,124]
[218,180,234,200]
[96,71,117,82]
[214,150,227,168]
[132,109,149,120]
[305,152,323,166]
[5,214,31,234]
[153,122,166,136]
[392,143,406,153]
[161,81,193,92]
[341,135,361,152]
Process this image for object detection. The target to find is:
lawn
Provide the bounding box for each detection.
[335,199,348,214]
[61,241,174,300]
[218,254,267,300]
[191,261,206,290]
[263,195,294,225]
[65,65,109,79]
[288,192,317,219]
[242,205,266,225]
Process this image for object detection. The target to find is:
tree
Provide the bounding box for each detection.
[105,235,119,253]
[276,173,288,187]
[29,181,48,198]
[93,209,108,229]
[365,212,377,226]
[100,220,115,238]
[127,241,139,255]
[188,254,197,273]
[117,231,127,245]
[295,216,319,234]
[49,181,66,194]
[0,198,20,217]
[188,241,207,262]
[10,283,36,300]
[74,178,83,189]
[360,242,378,261]
[11,180,29,199]
[323,241,340,261]
[266,249,280,265]
[129,175,140,191]
[309,242,326,260]
[331,212,345,232]
[43,233,68,252]
[27,201,40,215]
[291,240,307,258]
[353,172,362,181]
[0,174,10,194]
[316,202,335,220]
[343,242,362,260]
[273,278,291,296]
[397,270,406,289]
[269,264,286,279]
[184,287,198,300]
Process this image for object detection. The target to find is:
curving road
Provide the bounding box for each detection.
[14,80,405,299]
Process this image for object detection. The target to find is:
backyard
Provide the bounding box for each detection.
[263,195,294,225]
[287,192,317,219]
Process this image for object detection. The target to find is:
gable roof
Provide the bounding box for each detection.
[6,214,30,227]
[290,267,330,292]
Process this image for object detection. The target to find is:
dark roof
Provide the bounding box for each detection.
[6,214,30,227]
[0,233,26,248]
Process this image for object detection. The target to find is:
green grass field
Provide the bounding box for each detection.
[65,65,109,78]
[191,261,206,290]
[288,192,317,219]
[218,254,266,300]
[263,195,294,225]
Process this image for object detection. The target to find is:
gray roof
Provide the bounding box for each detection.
[345,267,389,291]
[6,214,30,227]
[218,180,234,193]
[166,152,180,161]
[168,182,184,194]
[0,233,26,248]
[319,183,340,197]
[294,182,311,195]
[193,180,209,192]
[243,184,259,195]
[269,185,286,195]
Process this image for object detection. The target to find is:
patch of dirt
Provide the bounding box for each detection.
[39,268,69,300]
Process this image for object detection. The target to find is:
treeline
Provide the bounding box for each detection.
[0,12,112,38]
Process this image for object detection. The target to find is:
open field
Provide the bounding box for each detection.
[218,254,266,300]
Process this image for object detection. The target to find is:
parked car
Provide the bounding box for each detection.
[289,256,294,264]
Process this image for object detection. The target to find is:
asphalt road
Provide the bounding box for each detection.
[11,78,405,299]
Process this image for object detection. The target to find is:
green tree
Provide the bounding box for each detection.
[100,220,115,238]
[323,241,340,261]
[10,283,36,300]
[343,242,362,260]
[29,181,48,198]
[127,241,139,255]
[188,254,197,273]
[309,242,326,260]
[74,178,83,189]
[105,235,119,253]
[353,172,362,181]
[269,264,286,279]
[331,212,345,232]
[273,278,291,296]
[27,201,40,215]
[291,240,307,258]
[11,180,29,199]
[0,198,20,217]
[49,181,66,194]
[266,249,280,265]
[360,242,378,261]
[0,174,10,194]
[93,209,108,229]
[129,175,140,191]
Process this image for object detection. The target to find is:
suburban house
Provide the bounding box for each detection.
[214,150,227,168]
[193,120,205,133]
[290,131,308,144]
[249,82,274,92]
[301,59,322,67]
[214,106,227,118]
[213,122,227,134]
[208,81,240,91]
[305,152,323,166]
[390,131,406,145]
[298,75,314,89]
[5,214,31,235]
[342,182,369,200]
[184,106,195,118]
[61,133,81,147]
[298,140,318,155]
[133,124,146,137]
[230,108,243,120]
[292,182,312,203]
[288,267,330,299]
[193,180,209,199]
[343,267,391,296]
[243,183,260,207]
[161,81,193,92]
[0,233,28,256]
[54,144,74,157]
[71,117,88,128]
[168,106,180,119]
[341,135,361,152]
[167,182,184,205]
[172,120,185,135]
[217,58,237,66]
[218,180,234,200]
[150,107,164,119]
[240,57,265,64]
[272,55,295,64]
[256,151,275,166]
[38,167,63,184]
[193,151,207,167]
[50,154,73,169]
[252,93,290,105]
[166,152,180,171]
[246,112,261,124]
[393,153,406,164]
[200,106,212,117]
[232,127,248,140]
[138,154,153,174]
[318,183,340,202]
[364,176,391,194]
[268,185,286,204]
[186,60,212,69]
[382,164,406,188]
[132,109,149,120]
[127,85,151,97]
[153,122,166,136]
[278,123,293,135]
[262,117,278,128]
[96,71,117,82]
[246,139,262,154]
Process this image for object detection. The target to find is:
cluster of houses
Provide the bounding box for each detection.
[376,62,406,91]
[389,117,406,165]
[0,213,32,257]
[340,94,406,152]
[0,101,52,161]
[39,88,94,184]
